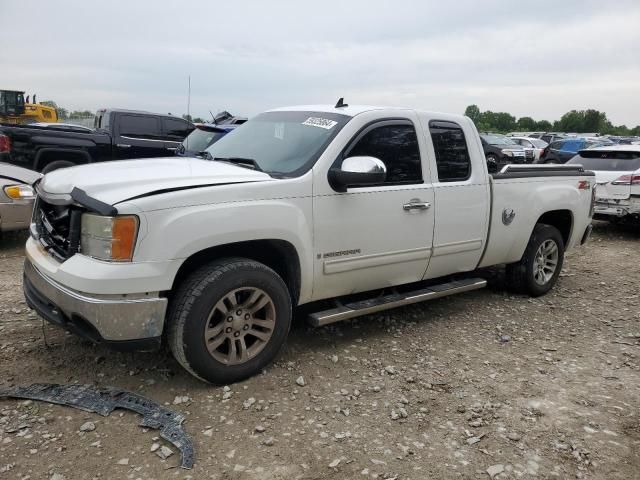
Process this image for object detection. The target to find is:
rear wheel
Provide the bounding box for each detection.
[506,224,564,296]
[41,160,75,174]
[167,257,292,384]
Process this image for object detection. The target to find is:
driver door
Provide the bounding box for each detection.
[312,118,435,301]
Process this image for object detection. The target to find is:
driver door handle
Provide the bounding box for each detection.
[403,200,431,211]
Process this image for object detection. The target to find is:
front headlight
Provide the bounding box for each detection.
[4,184,35,200]
[500,149,514,157]
[80,213,139,261]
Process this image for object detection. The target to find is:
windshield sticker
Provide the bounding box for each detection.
[302,117,338,130]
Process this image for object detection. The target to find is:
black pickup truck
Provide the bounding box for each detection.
[0,109,194,173]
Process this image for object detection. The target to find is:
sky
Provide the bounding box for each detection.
[1,0,639,126]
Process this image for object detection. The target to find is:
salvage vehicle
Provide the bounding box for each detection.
[480,133,530,170]
[0,163,40,233]
[0,109,194,173]
[567,145,640,223]
[23,103,594,384]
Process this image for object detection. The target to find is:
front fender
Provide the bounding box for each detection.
[135,198,313,301]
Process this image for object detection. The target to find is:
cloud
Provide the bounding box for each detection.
[1,0,638,125]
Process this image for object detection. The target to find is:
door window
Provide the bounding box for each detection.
[346,123,422,184]
[163,118,193,140]
[429,121,471,182]
[119,115,162,139]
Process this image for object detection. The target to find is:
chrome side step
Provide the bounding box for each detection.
[308,278,487,327]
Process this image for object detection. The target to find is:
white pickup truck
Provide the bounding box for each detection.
[24,103,595,383]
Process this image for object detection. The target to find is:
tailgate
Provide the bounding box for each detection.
[594,170,631,201]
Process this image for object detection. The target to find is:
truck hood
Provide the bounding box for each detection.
[39,157,274,205]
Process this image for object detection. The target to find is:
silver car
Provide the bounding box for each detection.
[0,163,40,232]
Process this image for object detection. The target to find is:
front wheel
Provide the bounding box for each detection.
[167,257,292,384]
[505,224,565,296]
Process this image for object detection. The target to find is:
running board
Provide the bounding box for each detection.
[308,278,487,327]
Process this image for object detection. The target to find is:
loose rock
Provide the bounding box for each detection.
[487,464,504,478]
[79,421,95,432]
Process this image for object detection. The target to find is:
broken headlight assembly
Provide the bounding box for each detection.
[80,213,139,261]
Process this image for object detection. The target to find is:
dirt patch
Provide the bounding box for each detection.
[0,224,638,479]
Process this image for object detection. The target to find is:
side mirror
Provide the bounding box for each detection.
[328,156,387,192]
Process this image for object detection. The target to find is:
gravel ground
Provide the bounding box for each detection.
[0,223,638,480]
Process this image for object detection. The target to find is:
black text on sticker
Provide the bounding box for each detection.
[302,117,338,129]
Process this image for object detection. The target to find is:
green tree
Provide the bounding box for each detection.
[192,117,205,123]
[464,105,639,136]
[535,120,552,131]
[516,116,536,131]
[182,114,193,122]
[464,104,481,123]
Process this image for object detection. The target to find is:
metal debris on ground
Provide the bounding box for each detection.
[0,383,195,469]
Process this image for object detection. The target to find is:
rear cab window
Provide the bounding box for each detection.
[163,117,193,141]
[429,121,471,182]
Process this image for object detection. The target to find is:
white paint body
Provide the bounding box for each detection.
[27,105,594,315]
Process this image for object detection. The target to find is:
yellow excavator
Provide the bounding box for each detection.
[0,89,58,124]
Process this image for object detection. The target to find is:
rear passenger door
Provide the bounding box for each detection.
[312,117,435,300]
[423,119,491,279]
[162,117,195,154]
[114,114,166,159]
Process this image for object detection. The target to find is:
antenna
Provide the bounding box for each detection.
[185,75,191,151]
[187,75,191,121]
[335,97,348,108]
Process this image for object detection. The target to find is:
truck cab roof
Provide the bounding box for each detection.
[268,104,471,124]
[96,108,180,119]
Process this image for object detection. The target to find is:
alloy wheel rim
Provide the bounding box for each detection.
[533,239,559,286]
[203,287,276,365]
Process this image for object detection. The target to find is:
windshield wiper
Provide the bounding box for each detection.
[213,157,263,172]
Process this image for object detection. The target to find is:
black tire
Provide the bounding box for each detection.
[41,160,76,174]
[167,257,292,384]
[486,154,499,173]
[544,157,559,164]
[505,224,565,297]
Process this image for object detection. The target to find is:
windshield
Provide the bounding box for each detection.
[568,152,640,171]
[205,111,350,176]
[482,134,517,146]
[184,127,227,152]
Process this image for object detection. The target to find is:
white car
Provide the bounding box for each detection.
[24,104,594,383]
[510,137,549,161]
[567,145,640,222]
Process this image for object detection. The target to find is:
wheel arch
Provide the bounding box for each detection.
[536,209,573,246]
[34,148,91,171]
[171,239,302,306]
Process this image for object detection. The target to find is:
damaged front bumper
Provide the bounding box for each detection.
[23,259,167,350]
[0,383,194,469]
